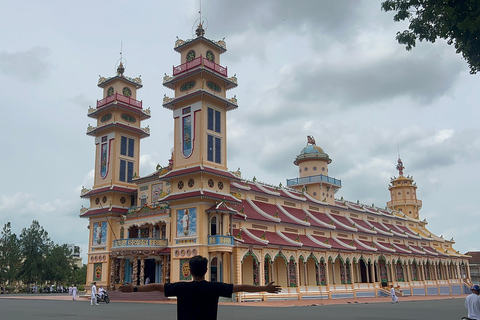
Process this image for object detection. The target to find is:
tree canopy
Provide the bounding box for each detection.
[381,0,480,74]
[0,222,21,285]
[18,220,52,285]
[1,220,85,289]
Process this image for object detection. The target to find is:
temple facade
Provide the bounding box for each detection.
[80,24,471,301]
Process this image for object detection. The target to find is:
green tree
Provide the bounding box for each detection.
[70,264,87,287]
[381,0,480,74]
[18,220,52,285]
[0,222,21,285]
[43,244,73,287]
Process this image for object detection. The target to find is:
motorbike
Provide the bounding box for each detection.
[96,291,110,304]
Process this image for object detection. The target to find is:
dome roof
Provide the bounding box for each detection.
[294,144,332,165]
[300,145,325,155]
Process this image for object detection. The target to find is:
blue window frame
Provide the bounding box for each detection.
[121,136,135,157]
[128,138,134,157]
[120,160,126,181]
[120,160,134,182]
[121,137,127,156]
[207,134,221,164]
[127,161,134,182]
[207,107,221,133]
[215,137,221,164]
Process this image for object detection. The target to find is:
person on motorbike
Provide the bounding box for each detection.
[98,285,106,301]
[465,284,480,320]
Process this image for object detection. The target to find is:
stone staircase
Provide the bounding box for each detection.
[85,290,171,302]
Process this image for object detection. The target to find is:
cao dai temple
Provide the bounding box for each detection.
[80,23,471,300]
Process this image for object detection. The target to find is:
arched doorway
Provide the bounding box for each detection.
[210,257,222,282]
[241,252,259,286]
[272,253,288,287]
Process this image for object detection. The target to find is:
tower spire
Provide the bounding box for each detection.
[117,42,125,76]
[396,157,404,176]
[195,0,205,37]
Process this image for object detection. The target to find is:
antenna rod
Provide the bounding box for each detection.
[397,138,400,158]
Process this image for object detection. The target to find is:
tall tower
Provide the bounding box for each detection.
[287,136,341,205]
[160,23,241,282]
[80,62,151,288]
[387,158,422,219]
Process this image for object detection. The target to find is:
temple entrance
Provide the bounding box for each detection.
[144,259,156,283]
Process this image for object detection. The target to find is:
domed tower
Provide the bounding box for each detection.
[387,158,422,219]
[287,136,341,205]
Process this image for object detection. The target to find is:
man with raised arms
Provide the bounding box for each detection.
[120,255,281,320]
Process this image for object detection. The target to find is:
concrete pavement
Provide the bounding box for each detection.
[0,292,469,320]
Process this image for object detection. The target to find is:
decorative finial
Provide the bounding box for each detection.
[196,23,205,37]
[116,42,126,76]
[307,135,316,146]
[117,62,125,75]
[396,157,404,176]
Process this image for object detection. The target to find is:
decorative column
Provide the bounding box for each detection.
[132,256,138,285]
[259,254,265,286]
[120,259,125,284]
[109,257,116,290]
[325,259,331,299]
[165,254,171,283]
[387,263,392,283]
[295,257,301,289]
[372,262,378,297]
[356,262,360,284]
[350,261,356,298]
[366,262,371,283]
[140,257,145,285]
[222,252,227,284]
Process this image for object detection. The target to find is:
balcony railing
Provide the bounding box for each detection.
[97,93,143,109]
[112,238,168,248]
[286,174,342,187]
[173,56,227,77]
[208,235,234,246]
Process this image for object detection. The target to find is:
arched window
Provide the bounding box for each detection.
[210,216,217,235]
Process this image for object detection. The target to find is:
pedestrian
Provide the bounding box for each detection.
[390,284,398,304]
[91,282,99,306]
[72,284,78,301]
[120,255,281,320]
[465,284,480,319]
[68,285,73,296]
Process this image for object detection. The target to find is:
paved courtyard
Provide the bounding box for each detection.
[0,294,468,320]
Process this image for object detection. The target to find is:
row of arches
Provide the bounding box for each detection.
[240,251,468,288]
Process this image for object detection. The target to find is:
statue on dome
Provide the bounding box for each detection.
[396,157,404,176]
[307,135,316,146]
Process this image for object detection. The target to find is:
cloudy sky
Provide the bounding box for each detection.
[1,0,479,263]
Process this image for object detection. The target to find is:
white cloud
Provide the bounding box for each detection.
[0,0,478,260]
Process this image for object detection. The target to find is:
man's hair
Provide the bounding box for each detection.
[189,255,208,277]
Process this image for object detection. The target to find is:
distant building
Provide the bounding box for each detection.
[79,22,471,300]
[466,252,480,285]
[66,244,82,268]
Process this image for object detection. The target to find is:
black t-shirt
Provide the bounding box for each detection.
[164,281,234,320]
